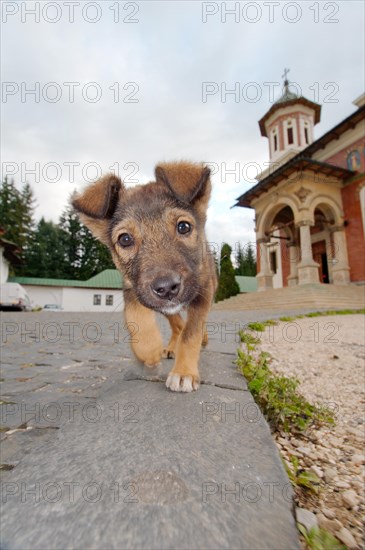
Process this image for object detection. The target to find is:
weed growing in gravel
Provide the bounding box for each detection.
[278,315,296,322]
[236,330,335,433]
[247,321,266,332]
[247,320,279,331]
[297,524,346,550]
[304,308,365,317]
[277,309,364,322]
[284,456,320,494]
[236,311,363,550]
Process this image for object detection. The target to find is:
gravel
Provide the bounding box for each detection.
[257,314,365,548]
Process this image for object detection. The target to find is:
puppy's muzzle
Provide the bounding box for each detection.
[151,274,182,301]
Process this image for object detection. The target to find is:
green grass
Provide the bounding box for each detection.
[297,525,346,550]
[236,330,335,433]
[279,316,296,322]
[304,308,365,317]
[247,321,266,332]
[273,308,364,324]
[284,456,320,494]
[237,310,361,549]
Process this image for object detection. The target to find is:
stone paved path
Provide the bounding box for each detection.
[0,311,302,550]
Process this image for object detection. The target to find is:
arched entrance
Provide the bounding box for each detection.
[309,201,350,285]
[256,203,299,290]
[256,198,350,290]
[311,207,334,284]
[265,206,297,288]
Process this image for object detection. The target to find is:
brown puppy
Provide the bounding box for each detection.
[72,162,217,392]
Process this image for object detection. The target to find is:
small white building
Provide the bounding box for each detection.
[9,270,124,312]
[0,233,22,285]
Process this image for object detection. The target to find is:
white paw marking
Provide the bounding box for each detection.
[181,376,193,392]
[165,374,199,393]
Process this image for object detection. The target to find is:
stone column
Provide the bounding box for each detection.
[286,241,299,286]
[330,226,350,284]
[256,237,273,291]
[297,222,320,285]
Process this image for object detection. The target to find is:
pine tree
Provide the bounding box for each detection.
[245,243,257,276]
[17,183,37,275]
[0,178,36,274]
[25,218,68,278]
[0,178,23,245]
[215,243,240,302]
[59,204,115,280]
[59,205,83,278]
[235,242,245,275]
[235,242,257,276]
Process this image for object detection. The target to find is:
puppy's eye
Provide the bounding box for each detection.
[118,233,134,247]
[177,221,192,235]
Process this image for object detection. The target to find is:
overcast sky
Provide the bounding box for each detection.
[2,0,364,254]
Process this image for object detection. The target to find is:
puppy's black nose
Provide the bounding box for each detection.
[151,275,181,300]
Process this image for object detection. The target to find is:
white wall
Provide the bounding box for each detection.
[62,287,124,312]
[0,248,9,284]
[270,235,283,289]
[21,285,124,312]
[24,285,63,309]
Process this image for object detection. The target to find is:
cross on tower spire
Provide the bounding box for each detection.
[282,67,290,92]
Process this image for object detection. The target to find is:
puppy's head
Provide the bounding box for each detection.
[72,162,211,314]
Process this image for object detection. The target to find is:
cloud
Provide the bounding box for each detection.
[2,0,364,249]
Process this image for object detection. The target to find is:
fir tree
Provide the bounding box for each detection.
[215,243,240,302]
[25,218,68,278]
[235,242,245,275]
[235,242,257,276]
[0,178,36,274]
[59,204,115,280]
[244,243,257,276]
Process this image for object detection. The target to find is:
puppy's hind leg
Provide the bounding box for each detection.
[125,298,163,368]
[201,323,208,347]
[162,314,185,359]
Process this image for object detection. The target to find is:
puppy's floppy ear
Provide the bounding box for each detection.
[72,173,122,219]
[72,173,123,245]
[155,162,211,205]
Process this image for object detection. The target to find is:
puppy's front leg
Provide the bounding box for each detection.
[166,301,210,393]
[162,313,185,359]
[125,295,163,368]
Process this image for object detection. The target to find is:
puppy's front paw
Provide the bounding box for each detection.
[165,374,200,393]
[144,360,161,369]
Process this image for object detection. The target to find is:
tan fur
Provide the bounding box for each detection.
[124,300,163,367]
[72,161,217,393]
[162,314,185,359]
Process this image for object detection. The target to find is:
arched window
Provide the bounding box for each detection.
[287,120,294,145]
[304,121,310,145]
[272,128,278,152]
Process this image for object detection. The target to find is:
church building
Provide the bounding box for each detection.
[235,76,365,290]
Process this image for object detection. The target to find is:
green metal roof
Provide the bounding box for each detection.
[9,269,123,289]
[235,276,257,293]
[274,89,299,104]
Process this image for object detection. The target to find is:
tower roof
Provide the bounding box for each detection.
[258,73,321,136]
[274,86,298,104]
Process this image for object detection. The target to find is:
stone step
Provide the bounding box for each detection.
[213,284,365,311]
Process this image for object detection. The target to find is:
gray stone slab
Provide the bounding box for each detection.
[0,427,60,467]
[0,311,301,549]
[1,374,299,550]
[0,380,50,396]
[0,389,103,428]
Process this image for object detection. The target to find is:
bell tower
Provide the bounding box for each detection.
[258,69,321,163]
